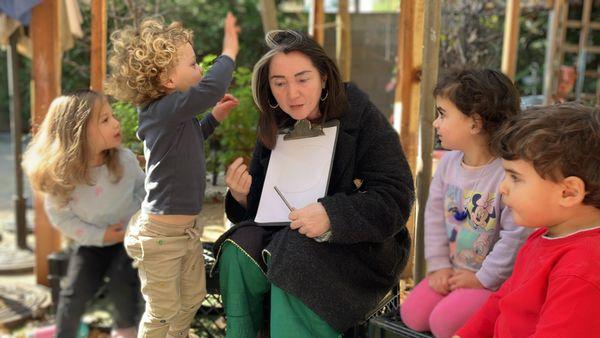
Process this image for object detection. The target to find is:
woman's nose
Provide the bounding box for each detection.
[287,83,300,99]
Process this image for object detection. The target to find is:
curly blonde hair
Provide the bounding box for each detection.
[105,17,193,106]
[22,90,122,205]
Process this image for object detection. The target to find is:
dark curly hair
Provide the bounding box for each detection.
[492,103,600,209]
[434,68,521,140]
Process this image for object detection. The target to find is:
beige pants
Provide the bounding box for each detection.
[125,211,206,338]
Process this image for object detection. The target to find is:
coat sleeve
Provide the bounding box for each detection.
[319,102,414,244]
[199,112,220,139]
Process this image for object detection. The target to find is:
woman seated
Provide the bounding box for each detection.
[213,30,415,338]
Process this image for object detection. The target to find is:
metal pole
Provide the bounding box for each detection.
[7,29,28,250]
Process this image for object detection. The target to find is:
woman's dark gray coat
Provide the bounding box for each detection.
[214,83,414,332]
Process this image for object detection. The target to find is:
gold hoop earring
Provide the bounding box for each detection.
[268,98,279,109]
[320,89,329,102]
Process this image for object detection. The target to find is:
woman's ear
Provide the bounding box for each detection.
[321,75,328,89]
[559,176,586,207]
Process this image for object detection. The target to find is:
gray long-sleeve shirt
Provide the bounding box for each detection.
[44,148,145,246]
[137,55,235,215]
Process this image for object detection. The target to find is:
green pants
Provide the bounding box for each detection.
[219,241,341,338]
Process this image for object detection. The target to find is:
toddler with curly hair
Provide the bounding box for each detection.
[105,12,239,338]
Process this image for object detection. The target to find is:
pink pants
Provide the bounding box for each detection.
[400,278,492,338]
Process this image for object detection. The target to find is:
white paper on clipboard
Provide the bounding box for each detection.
[254,121,339,225]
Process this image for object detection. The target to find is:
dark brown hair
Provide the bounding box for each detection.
[434,68,521,139]
[492,103,600,208]
[251,30,348,149]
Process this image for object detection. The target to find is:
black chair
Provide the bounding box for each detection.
[367,292,434,338]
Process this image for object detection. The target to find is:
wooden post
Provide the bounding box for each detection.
[309,0,325,46]
[501,0,521,80]
[542,0,564,104]
[574,0,592,99]
[336,0,351,81]
[259,0,278,34]
[31,0,63,286]
[8,31,28,250]
[414,0,441,284]
[91,0,107,92]
[394,0,425,280]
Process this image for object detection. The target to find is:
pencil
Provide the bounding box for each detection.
[273,186,294,211]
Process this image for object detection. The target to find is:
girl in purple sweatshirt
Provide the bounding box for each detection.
[400,69,532,338]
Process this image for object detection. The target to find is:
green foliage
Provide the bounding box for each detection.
[112,101,141,154]
[200,54,259,174]
[439,2,549,97]
[0,51,32,132]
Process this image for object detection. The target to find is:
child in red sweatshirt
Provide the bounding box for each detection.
[455,102,600,338]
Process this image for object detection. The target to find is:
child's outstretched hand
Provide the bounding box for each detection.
[103,222,125,244]
[428,268,453,295]
[212,93,239,122]
[448,269,484,291]
[222,12,240,61]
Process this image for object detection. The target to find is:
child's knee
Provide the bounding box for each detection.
[400,293,430,331]
[429,314,460,338]
[143,304,181,325]
[400,278,445,331]
[428,300,467,338]
[180,290,205,312]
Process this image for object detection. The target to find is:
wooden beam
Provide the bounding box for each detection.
[501,0,521,80]
[574,0,592,99]
[309,0,325,46]
[31,0,63,286]
[414,0,441,284]
[259,0,278,34]
[336,0,351,81]
[91,0,107,92]
[394,0,425,280]
[542,0,564,104]
[8,31,28,250]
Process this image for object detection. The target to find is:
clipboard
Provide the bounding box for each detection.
[254,119,340,226]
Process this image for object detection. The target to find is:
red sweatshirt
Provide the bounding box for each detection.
[457,226,600,338]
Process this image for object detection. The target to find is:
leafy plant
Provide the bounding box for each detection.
[112,101,142,154]
[200,55,259,180]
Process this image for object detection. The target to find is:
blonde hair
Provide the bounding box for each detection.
[23,89,122,205]
[105,17,193,106]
